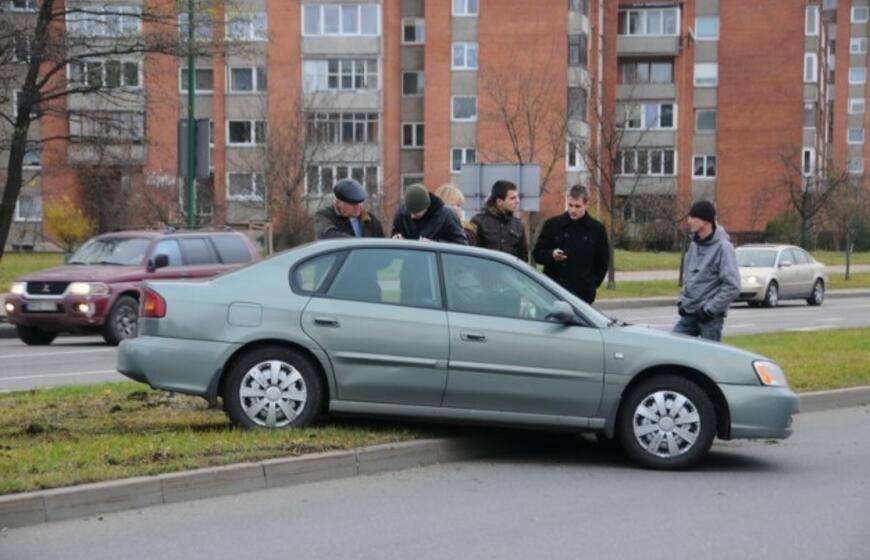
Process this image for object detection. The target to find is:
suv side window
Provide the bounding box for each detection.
[212,235,252,264]
[179,238,216,265]
[151,239,184,266]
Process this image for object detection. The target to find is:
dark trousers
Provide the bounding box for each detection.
[672,314,724,342]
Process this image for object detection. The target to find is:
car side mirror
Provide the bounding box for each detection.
[779,260,792,268]
[147,254,170,272]
[546,301,577,325]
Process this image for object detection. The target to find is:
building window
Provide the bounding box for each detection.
[452,96,477,121]
[69,111,145,142]
[803,102,816,128]
[68,59,141,89]
[10,0,38,11]
[802,148,815,177]
[402,71,424,96]
[618,7,680,36]
[568,87,587,120]
[695,109,717,133]
[694,63,718,87]
[401,174,424,192]
[568,0,588,15]
[306,164,379,196]
[66,6,142,37]
[402,122,424,148]
[180,68,214,93]
[568,34,588,67]
[850,38,867,54]
[451,147,476,173]
[848,128,865,144]
[566,141,585,171]
[849,67,867,84]
[226,12,267,41]
[13,91,39,119]
[305,112,379,143]
[692,155,716,179]
[12,35,32,63]
[303,4,380,36]
[695,16,719,40]
[804,53,818,83]
[14,193,42,222]
[302,59,378,93]
[402,18,425,44]
[228,66,267,93]
[622,102,676,130]
[805,6,819,36]
[618,149,676,176]
[849,98,866,114]
[852,6,869,23]
[227,120,266,146]
[453,0,478,17]
[452,42,479,70]
[178,13,213,41]
[227,172,265,201]
[848,157,864,174]
[619,60,673,84]
[22,142,41,169]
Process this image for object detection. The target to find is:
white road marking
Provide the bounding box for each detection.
[819,318,843,322]
[0,370,119,382]
[785,326,828,332]
[0,348,115,360]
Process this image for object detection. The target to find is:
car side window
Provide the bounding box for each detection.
[151,239,184,266]
[327,249,441,309]
[212,235,252,264]
[442,254,558,321]
[179,238,215,265]
[293,253,340,293]
[793,249,810,265]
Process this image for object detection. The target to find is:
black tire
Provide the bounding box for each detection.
[762,281,779,308]
[617,375,717,470]
[16,325,57,346]
[747,301,761,308]
[806,279,825,306]
[223,346,324,429]
[102,295,139,346]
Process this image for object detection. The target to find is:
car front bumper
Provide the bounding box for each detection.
[720,384,800,439]
[736,284,766,302]
[4,294,111,331]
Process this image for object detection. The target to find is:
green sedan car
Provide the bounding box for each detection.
[118,239,798,470]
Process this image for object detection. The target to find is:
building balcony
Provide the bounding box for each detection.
[617,36,681,56]
[617,83,676,100]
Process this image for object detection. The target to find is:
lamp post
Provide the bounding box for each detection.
[185,0,196,227]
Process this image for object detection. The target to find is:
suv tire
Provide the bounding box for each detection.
[102,295,139,345]
[16,325,57,346]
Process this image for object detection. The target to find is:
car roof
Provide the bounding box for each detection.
[93,229,247,240]
[737,244,799,251]
[304,238,528,264]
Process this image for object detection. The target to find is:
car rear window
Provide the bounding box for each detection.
[179,238,215,265]
[212,235,252,264]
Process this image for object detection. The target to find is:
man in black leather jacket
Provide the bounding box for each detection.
[470,180,528,262]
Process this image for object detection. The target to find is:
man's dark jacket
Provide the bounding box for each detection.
[532,212,610,304]
[314,207,384,239]
[391,194,468,244]
[470,207,528,262]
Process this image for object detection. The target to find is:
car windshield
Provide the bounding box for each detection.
[68,237,151,266]
[736,249,777,268]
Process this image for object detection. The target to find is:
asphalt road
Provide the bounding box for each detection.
[2,295,869,392]
[1,406,867,560]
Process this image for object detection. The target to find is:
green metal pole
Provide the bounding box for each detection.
[185,0,196,227]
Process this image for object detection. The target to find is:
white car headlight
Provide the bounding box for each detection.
[743,276,759,285]
[10,282,26,296]
[68,282,110,296]
[753,360,789,387]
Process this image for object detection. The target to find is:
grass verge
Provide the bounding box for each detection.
[0,253,65,293]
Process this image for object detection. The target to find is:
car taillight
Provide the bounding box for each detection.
[141,287,166,318]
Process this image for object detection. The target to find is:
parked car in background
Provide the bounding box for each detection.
[735,244,827,308]
[5,229,259,346]
[118,239,799,470]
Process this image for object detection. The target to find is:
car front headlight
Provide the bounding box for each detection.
[68,282,110,296]
[743,275,759,286]
[10,282,26,296]
[753,360,789,387]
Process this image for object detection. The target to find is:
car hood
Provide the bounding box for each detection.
[19,265,145,283]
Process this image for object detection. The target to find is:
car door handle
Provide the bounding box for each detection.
[313,317,340,328]
[461,332,487,342]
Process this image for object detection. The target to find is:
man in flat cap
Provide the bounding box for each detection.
[673,200,740,342]
[391,184,467,244]
[314,178,384,239]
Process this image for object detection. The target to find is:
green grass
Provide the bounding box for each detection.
[726,328,870,392]
[810,250,870,267]
[0,253,65,292]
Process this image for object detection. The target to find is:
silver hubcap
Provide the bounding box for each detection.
[768,285,778,306]
[239,360,307,428]
[813,283,823,303]
[632,390,701,459]
[116,306,137,338]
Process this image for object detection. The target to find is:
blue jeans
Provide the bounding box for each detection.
[672,314,725,342]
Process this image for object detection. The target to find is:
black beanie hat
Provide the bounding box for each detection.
[689,200,716,224]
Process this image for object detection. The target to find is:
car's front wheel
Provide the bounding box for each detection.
[102,295,139,345]
[617,375,717,470]
[16,325,57,346]
[223,346,323,429]
[807,279,825,306]
[762,281,779,308]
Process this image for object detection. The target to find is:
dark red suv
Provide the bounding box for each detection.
[5,229,259,345]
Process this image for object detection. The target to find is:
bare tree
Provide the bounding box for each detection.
[824,177,868,280]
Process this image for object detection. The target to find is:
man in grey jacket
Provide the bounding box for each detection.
[673,200,740,341]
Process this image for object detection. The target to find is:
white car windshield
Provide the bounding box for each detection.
[737,249,778,268]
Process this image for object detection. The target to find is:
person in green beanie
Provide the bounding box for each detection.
[391,184,467,244]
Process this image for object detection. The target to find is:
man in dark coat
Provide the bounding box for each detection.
[391,184,468,244]
[314,178,384,239]
[532,184,609,304]
[470,180,528,262]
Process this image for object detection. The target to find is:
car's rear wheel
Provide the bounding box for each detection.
[762,281,779,308]
[617,375,716,470]
[16,325,57,346]
[102,295,139,346]
[223,346,323,429]
[806,279,825,306]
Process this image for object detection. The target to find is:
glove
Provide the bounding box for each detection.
[696,308,714,323]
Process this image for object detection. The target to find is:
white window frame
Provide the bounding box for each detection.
[302,59,379,93]
[179,67,214,94]
[850,38,868,54]
[618,7,680,37]
[804,53,818,83]
[802,147,815,177]
[225,12,267,41]
[852,6,869,23]
[67,58,142,90]
[305,164,380,195]
[13,91,39,119]
[849,98,866,114]
[178,13,213,42]
[566,140,585,171]
[305,112,380,144]
[402,70,424,96]
[694,16,719,41]
[10,0,38,11]
[227,66,267,93]
[849,67,867,85]
[847,128,865,144]
[226,119,267,147]
[451,95,478,122]
[401,122,424,149]
[302,4,381,37]
[22,142,41,169]
[695,109,717,133]
[622,102,676,130]
[14,193,42,222]
[226,172,265,201]
[451,147,476,174]
[452,42,479,71]
[618,148,677,176]
[453,0,478,17]
[402,18,425,45]
[805,6,819,36]
[692,154,716,179]
[848,157,864,174]
[694,63,718,87]
[65,6,142,37]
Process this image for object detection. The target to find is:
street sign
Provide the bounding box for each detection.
[457,163,540,212]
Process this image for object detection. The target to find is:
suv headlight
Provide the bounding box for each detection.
[753,360,789,387]
[68,282,109,296]
[10,282,26,296]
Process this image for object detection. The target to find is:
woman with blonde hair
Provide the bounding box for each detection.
[435,183,477,245]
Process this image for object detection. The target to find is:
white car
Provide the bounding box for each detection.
[736,244,827,308]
